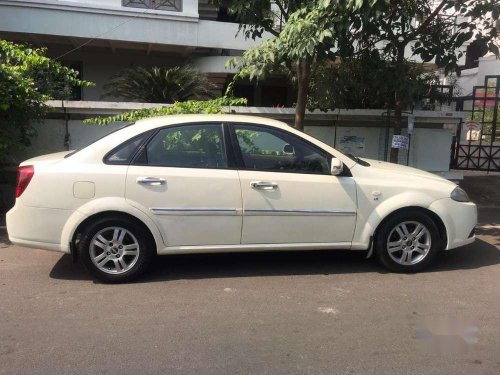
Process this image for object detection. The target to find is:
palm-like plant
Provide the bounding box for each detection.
[102,65,216,103]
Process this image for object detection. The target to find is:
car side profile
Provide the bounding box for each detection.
[7,115,477,282]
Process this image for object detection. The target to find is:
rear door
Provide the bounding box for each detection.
[230,123,357,245]
[125,122,242,247]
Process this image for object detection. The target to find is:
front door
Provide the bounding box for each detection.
[125,123,242,247]
[231,124,357,245]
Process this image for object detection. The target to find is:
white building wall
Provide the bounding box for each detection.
[5,0,199,18]
[191,56,238,74]
[477,56,500,83]
[0,0,264,50]
[71,51,185,100]
[11,102,463,174]
[15,120,454,173]
[306,126,453,172]
[455,55,500,95]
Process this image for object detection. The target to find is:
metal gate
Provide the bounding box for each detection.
[452,75,500,171]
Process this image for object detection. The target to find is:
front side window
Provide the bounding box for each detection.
[234,125,330,174]
[144,124,227,169]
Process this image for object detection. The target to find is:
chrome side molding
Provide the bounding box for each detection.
[151,207,239,216]
[243,209,356,216]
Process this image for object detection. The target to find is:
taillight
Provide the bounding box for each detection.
[15,165,34,198]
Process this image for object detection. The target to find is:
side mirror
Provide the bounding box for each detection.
[330,158,343,176]
[283,144,295,155]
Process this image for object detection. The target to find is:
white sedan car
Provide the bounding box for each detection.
[7,115,476,282]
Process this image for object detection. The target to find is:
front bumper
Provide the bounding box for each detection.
[428,198,477,250]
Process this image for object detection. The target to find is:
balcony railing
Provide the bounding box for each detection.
[122,0,182,12]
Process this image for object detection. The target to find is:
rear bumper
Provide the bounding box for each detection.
[428,198,477,250]
[6,202,72,253]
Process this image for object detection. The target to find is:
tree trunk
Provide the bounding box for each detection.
[389,45,406,164]
[389,102,402,163]
[294,59,312,131]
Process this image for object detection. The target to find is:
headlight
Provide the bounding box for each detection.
[451,186,470,202]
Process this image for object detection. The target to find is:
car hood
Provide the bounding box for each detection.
[360,158,455,185]
[20,151,72,166]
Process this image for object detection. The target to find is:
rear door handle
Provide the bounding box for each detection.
[137,177,166,186]
[250,181,278,190]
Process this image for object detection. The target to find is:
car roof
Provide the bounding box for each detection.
[133,114,290,131]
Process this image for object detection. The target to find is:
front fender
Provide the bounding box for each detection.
[60,197,165,253]
[351,191,438,250]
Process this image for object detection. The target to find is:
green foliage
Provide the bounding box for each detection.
[102,65,216,103]
[354,0,500,76]
[234,128,289,156]
[225,0,378,130]
[84,96,247,126]
[0,39,92,161]
[308,52,448,111]
[158,126,225,162]
[216,1,308,40]
[297,0,498,161]
[227,0,368,82]
[227,0,498,122]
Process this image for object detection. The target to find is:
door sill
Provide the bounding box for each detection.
[158,242,352,255]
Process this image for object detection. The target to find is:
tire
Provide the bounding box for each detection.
[374,210,442,273]
[78,216,154,283]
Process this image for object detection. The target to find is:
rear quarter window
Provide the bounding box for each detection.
[104,131,154,165]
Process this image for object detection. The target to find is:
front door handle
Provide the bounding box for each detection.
[250,181,278,190]
[137,177,166,186]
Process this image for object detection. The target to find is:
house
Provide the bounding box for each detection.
[0,0,491,174]
[0,0,296,106]
[0,0,475,106]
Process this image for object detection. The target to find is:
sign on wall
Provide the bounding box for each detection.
[463,121,482,141]
[392,135,409,149]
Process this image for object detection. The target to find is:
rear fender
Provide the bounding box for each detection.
[60,197,165,253]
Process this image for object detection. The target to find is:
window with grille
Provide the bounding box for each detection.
[122,0,182,12]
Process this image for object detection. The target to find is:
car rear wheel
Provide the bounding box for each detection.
[78,217,153,283]
[375,210,441,272]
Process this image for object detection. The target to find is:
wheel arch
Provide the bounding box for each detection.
[351,191,449,251]
[60,198,165,254]
[372,206,448,249]
[72,211,158,252]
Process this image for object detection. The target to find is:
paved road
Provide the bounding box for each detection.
[1,209,499,375]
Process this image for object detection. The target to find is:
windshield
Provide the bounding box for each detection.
[64,122,134,158]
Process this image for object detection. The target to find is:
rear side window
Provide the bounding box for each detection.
[143,123,227,169]
[104,131,152,165]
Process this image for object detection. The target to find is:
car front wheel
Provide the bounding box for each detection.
[78,217,153,283]
[375,211,441,272]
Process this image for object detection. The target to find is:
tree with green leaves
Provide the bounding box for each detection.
[0,39,92,162]
[103,65,216,103]
[224,0,367,131]
[225,0,499,162]
[309,0,499,162]
[84,97,248,153]
[308,52,456,112]
[360,0,499,162]
[85,97,247,126]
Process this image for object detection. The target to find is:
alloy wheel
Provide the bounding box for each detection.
[386,221,432,266]
[90,226,140,274]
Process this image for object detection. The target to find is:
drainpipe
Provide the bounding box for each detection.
[63,101,70,150]
[382,109,391,162]
[333,109,339,148]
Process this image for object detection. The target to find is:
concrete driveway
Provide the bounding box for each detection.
[1,208,499,375]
